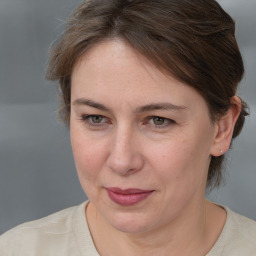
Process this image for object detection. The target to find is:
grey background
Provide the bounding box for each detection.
[0,0,255,235]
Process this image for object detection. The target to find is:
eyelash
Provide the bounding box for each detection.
[79,115,175,129]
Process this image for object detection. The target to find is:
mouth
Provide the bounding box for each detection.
[106,187,154,206]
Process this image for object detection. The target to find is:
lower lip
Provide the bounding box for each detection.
[107,190,153,206]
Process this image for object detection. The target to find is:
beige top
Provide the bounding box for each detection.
[0,201,256,256]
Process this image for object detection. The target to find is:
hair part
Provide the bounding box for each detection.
[46,0,249,189]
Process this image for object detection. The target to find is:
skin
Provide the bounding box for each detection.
[70,39,241,256]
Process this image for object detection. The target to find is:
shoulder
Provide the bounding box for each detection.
[226,208,256,246]
[0,202,87,256]
[208,206,256,256]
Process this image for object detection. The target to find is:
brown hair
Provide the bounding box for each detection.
[46,0,249,189]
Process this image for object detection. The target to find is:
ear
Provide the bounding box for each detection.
[210,96,241,156]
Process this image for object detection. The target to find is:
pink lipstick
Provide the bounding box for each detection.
[106,187,154,206]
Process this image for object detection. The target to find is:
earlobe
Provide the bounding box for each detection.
[210,96,241,156]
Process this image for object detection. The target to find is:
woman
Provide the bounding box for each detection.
[1,0,255,255]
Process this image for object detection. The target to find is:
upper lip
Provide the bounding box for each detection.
[106,187,154,195]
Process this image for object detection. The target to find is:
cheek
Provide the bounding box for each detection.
[70,126,106,184]
[71,134,109,201]
[148,135,209,190]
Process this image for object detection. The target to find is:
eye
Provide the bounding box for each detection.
[147,116,175,128]
[90,115,103,123]
[152,116,165,125]
[79,114,110,128]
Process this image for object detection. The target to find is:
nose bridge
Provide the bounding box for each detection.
[107,123,143,175]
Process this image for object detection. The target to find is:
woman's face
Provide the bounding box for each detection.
[70,40,218,234]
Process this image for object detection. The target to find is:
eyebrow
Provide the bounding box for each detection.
[134,103,187,113]
[73,98,187,113]
[73,98,110,112]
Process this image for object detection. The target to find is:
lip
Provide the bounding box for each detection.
[106,187,154,206]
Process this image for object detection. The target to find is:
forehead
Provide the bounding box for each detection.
[71,39,209,113]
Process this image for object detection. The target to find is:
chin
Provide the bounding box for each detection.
[104,211,154,234]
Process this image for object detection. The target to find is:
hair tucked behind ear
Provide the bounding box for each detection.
[232,99,249,139]
[207,98,249,189]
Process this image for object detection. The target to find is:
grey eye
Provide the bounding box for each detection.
[91,116,103,123]
[152,117,165,125]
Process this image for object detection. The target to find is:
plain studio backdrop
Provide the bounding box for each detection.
[0,0,255,234]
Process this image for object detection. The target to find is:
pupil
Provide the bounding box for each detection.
[153,117,164,125]
[92,116,102,123]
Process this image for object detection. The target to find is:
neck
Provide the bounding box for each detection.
[86,199,226,256]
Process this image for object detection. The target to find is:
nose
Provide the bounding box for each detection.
[106,126,144,176]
